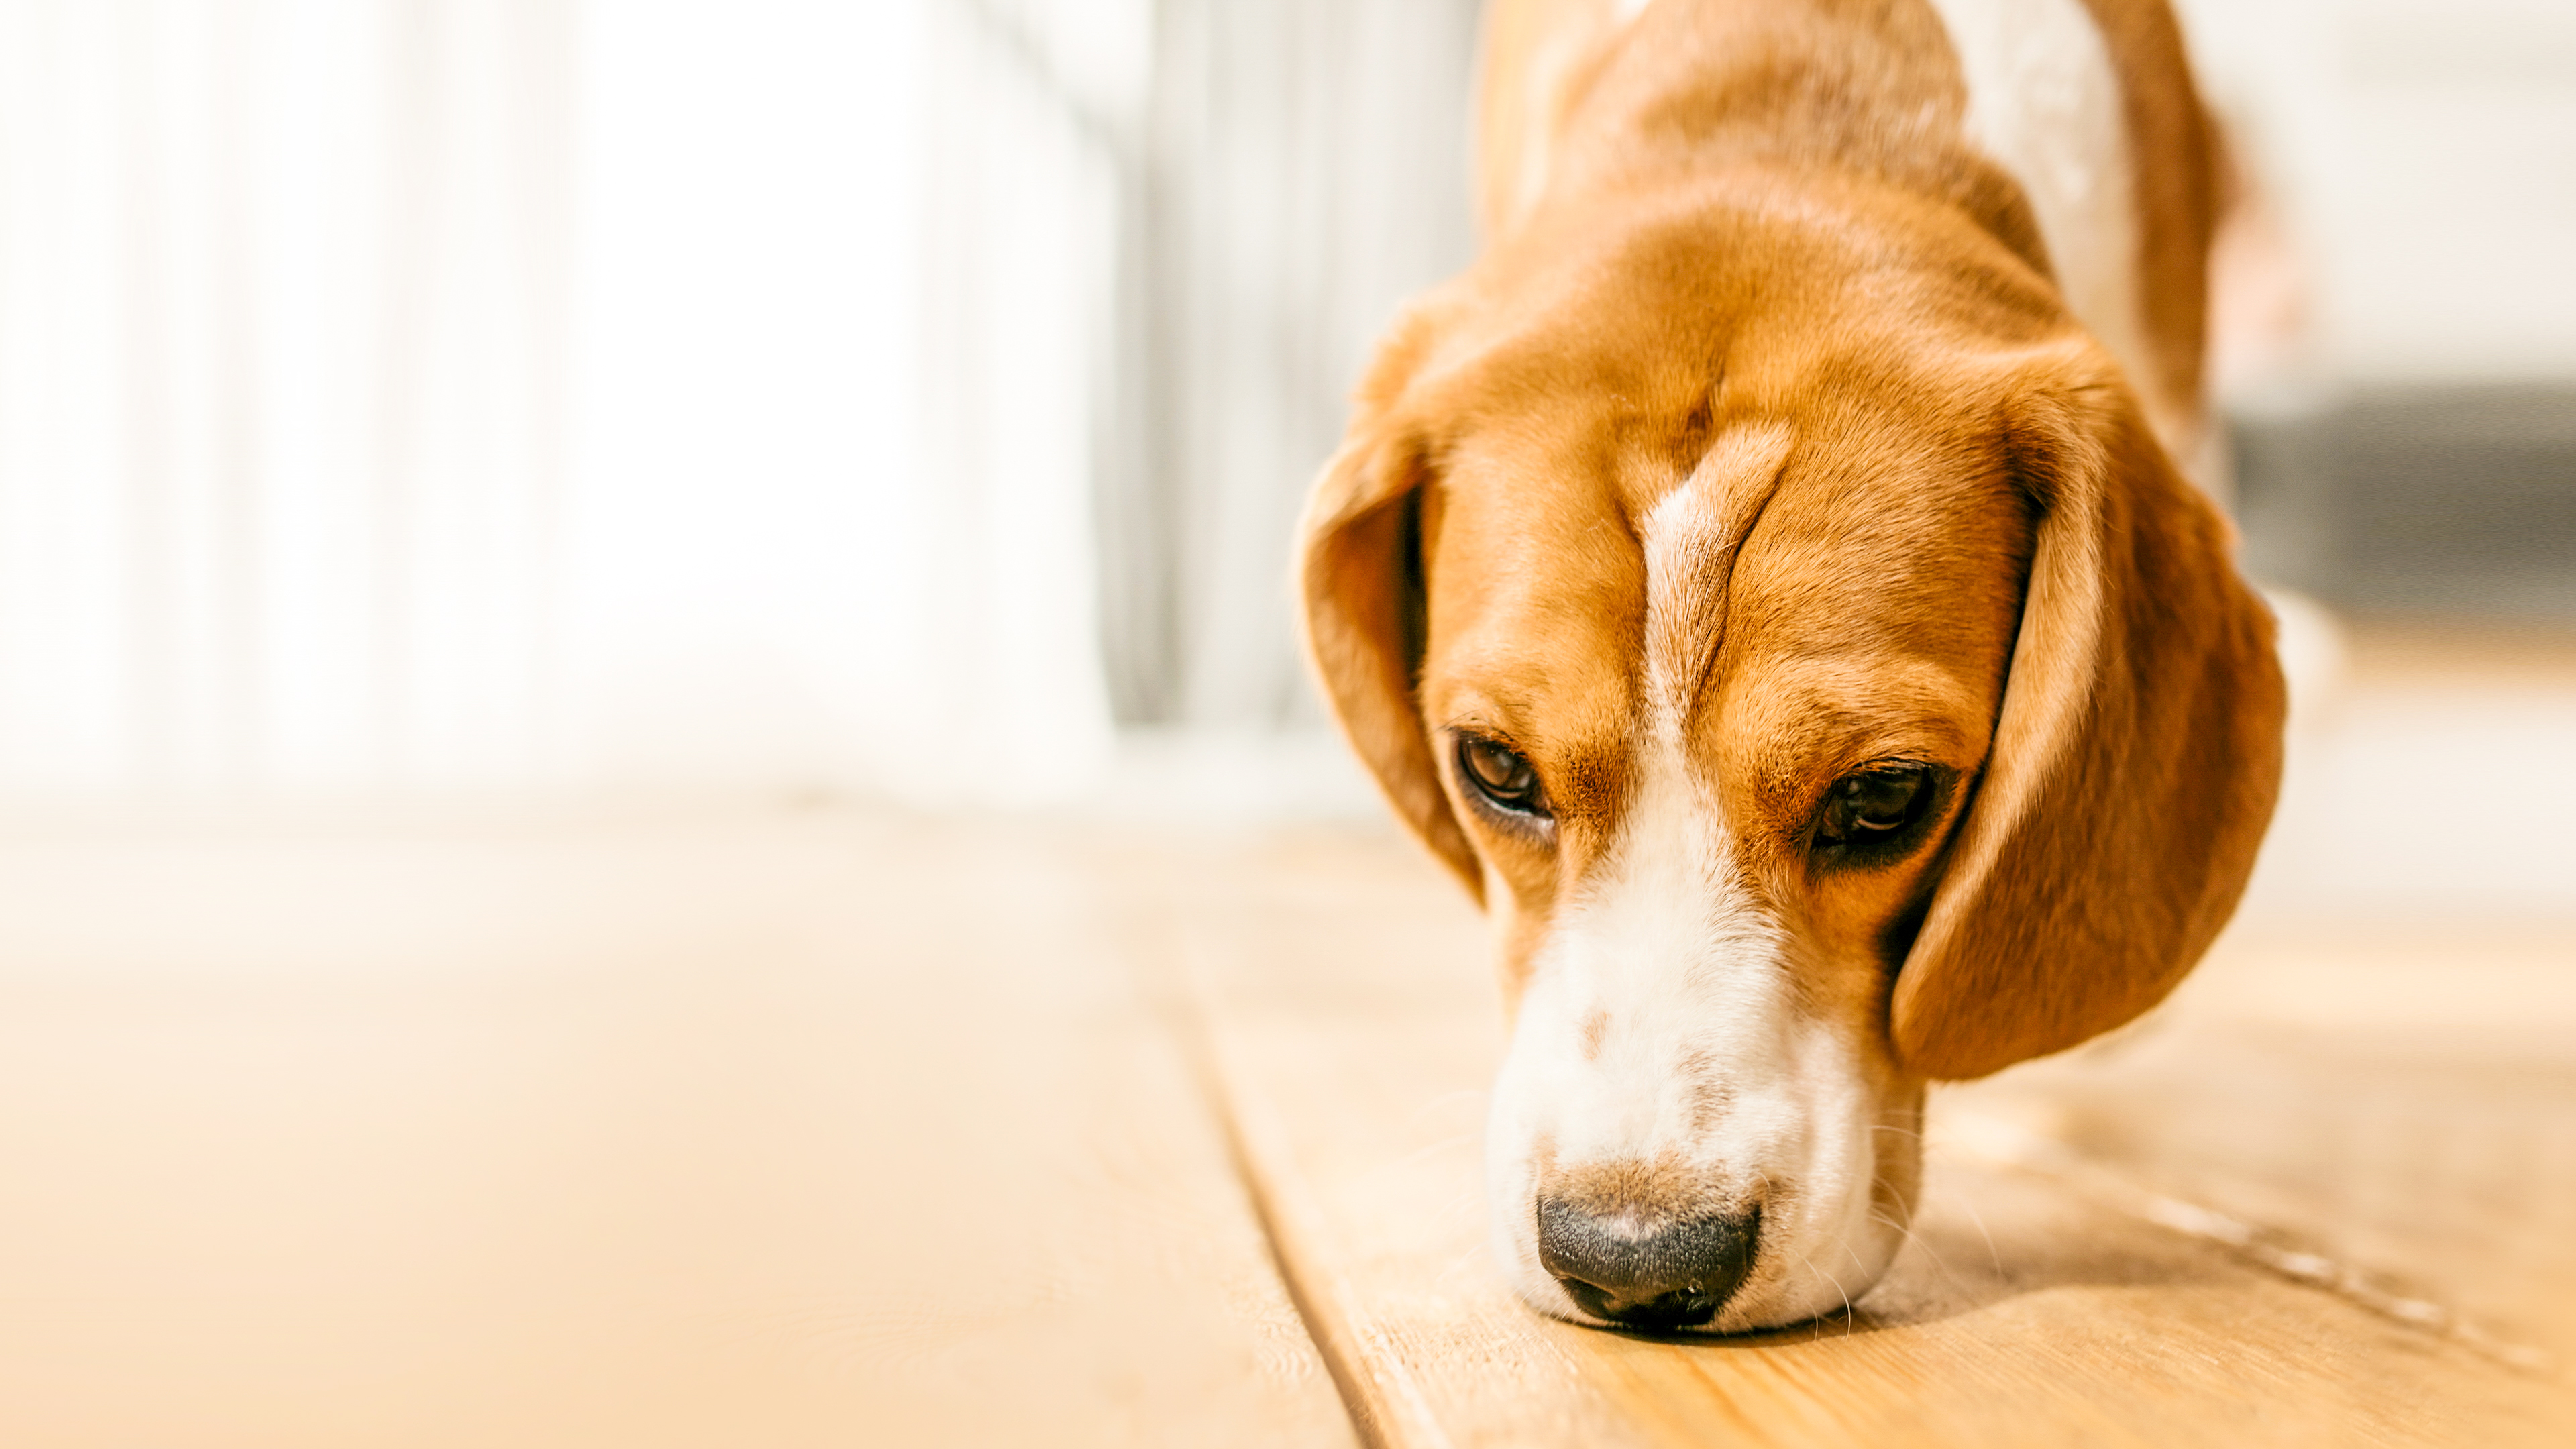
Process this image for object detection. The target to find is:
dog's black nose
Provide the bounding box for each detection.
[1536,1198,1758,1330]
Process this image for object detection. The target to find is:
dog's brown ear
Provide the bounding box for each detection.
[1299,425,1483,902]
[1889,359,2286,1079]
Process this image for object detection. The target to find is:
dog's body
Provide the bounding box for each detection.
[1301,0,2284,1332]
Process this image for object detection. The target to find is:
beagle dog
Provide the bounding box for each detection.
[1299,0,2284,1332]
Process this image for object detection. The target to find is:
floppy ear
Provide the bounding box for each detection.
[1299,428,1485,902]
[1889,362,2286,1079]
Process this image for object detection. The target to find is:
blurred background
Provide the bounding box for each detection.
[0,1,2570,1443]
[0,0,2567,820]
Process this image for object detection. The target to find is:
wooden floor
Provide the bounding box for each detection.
[0,633,2571,1445]
[1174,832,2576,1448]
[0,813,1347,1448]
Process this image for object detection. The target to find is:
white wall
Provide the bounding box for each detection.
[2178,0,2576,384]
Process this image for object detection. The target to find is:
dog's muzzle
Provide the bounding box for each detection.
[1536,1197,1760,1330]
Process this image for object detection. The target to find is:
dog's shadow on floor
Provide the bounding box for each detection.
[1587,1171,2257,1351]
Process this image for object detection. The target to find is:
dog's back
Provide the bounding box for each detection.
[1478,0,2215,454]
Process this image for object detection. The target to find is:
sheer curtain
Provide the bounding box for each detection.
[1104,0,1481,729]
[0,0,579,796]
[0,0,1479,808]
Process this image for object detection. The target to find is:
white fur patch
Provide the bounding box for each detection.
[1925,0,2151,409]
[1640,422,1793,731]
[1483,427,1896,1332]
[1485,709,1894,1329]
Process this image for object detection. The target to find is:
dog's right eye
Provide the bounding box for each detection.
[1457,735,1548,816]
[1813,765,1933,849]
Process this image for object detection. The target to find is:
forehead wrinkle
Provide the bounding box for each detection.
[1639,422,1795,735]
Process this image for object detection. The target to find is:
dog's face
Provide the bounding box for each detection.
[1427,331,2027,1331]
[1303,189,2285,1332]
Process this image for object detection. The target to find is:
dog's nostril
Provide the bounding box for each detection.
[1536,1197,1759,1330]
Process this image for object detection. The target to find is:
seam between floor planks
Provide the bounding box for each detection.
[1940,1107,2565,1378]
[1182,997,1457,1449]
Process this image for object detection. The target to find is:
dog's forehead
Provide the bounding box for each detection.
[1723,392,2027,637]
[1409,189,2054,796]
[1427,372,2004,659]
[1705,439,2032,796]
[1421,369,2028,804]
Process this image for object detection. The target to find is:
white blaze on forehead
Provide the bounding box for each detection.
[1640,422,1794,734]
[1505,419,1800,1168]
[1483,423,1895,1331]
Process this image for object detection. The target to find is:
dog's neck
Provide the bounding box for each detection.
[1489,0,2166,445]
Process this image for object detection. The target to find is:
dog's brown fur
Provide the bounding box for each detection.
[1303,0,2282,1082]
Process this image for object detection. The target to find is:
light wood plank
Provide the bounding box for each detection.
[1960,924,2576,1366]
[0,811,1350,1448]
[1173,828,2576,1447]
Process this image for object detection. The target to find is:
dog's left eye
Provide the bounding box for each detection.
[1457,735,1548,816]
[1815,766,1931,847]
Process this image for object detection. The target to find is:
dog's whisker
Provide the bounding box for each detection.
[1403,1089,1491,1130]
[1837,1236,1890,1331]
[1788,1244,1856,1340]
[1424,1187,1489,1235]
[1866,1207,1964,1291]
[1430,1243,1492,1291]
[1348,1132,1480,1189]
[1941,1189,2006,1275]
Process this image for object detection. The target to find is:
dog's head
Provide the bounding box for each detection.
[1299,186,2284,1332]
